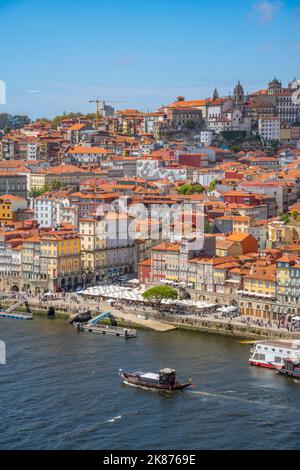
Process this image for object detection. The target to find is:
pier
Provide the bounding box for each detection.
[79,323,137,338]
[0,312,33,320]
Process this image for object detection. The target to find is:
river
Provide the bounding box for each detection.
[0,317,300,450]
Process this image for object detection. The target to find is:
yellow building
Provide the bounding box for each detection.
[79,218,107,280]
[0,195,27,222]
[243,267,277,297]
[28,173,46,192]
[276,257,300,304]
[280,126,291,142]
[216,239,243,257]
[40,230,81,290]
[232,216,251,233]
[268,221,298,248]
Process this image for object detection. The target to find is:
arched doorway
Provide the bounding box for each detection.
[11,285,19,292]
[67,277,72,291]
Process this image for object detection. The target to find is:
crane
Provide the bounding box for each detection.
[89,97,102,130]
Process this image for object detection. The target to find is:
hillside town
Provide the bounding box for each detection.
[1,77,300,323]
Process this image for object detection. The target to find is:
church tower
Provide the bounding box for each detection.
[233,81,245,112]
[212,87,219,100]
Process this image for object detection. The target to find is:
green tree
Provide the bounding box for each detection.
[142,286,178,305]
[50,180,62,191]
[0,113,12,129]
[176,183,204,195]
[208,179,218,192]
[280,213,290,225]
[85,113,96,121]
[291,210,298,220]
[28,184,50,198]
[184,119,196,129]
[52,112,82,128]
[36,117,51,124]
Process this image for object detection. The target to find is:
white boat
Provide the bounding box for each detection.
[249,339,300,369]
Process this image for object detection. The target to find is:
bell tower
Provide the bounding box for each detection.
[233,81,245,112]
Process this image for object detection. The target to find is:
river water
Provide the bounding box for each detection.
[0,317,300,450]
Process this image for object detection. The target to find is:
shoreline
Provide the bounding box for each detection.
[2,301,300,341]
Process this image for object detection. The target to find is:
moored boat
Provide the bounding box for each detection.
[119,368,192,391]
[249,339,300,369]
[274,357,300,379]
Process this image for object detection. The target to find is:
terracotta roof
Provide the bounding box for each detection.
[67,124,87,131]
[152,242,180,252]
[67,146,108,154]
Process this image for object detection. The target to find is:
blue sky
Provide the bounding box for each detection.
[0,0,299,118]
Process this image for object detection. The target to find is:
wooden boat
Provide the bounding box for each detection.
[119,368,192,391]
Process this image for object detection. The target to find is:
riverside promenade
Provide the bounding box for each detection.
[0,293,176,332]
[1,292,300,339]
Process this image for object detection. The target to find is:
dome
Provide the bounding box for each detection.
[234,81,244,94]
[268,77,282,88]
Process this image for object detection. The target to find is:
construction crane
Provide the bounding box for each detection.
[89,97,102,130]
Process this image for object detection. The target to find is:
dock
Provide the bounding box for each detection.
[79,323,137,338]
[0,311,33,320]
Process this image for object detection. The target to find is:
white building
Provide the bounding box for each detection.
[200,130,213,146]
[33,195,74,228]
[258,117,281,141]
[66,146,110,164]
[27,142,37,160]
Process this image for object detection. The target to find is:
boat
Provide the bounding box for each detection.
[69,310,92,324]
[119,368,192,391]
[249,339,300,369]
[272,357,300,379]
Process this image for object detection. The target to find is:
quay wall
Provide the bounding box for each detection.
[2,299,300,340]
[154,313,300,340]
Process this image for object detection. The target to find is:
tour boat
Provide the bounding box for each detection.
[118,368,192,391]
[249,339,300,369]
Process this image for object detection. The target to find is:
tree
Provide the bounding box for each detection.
[176,183,204,195]
[184,119,196,129]
[28,184,50,198]
[142,286,178,305]
[36,117,51,124]
[50,180,62,191]
[208,179,218,192]
[11,115,31,129]
[291,210,298,220]
[269,140,279,154]
[221,130,247,143]
[280,213,290,225]
[85,113,96,121]
[52,112,82,128]
[0,113,12,130]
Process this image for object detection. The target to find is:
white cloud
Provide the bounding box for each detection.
[27,89,40,93]
[250,1,282,24]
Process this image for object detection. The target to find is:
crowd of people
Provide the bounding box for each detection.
[2,289,300,335]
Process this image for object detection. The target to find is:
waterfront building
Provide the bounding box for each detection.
[39,230,81,291]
